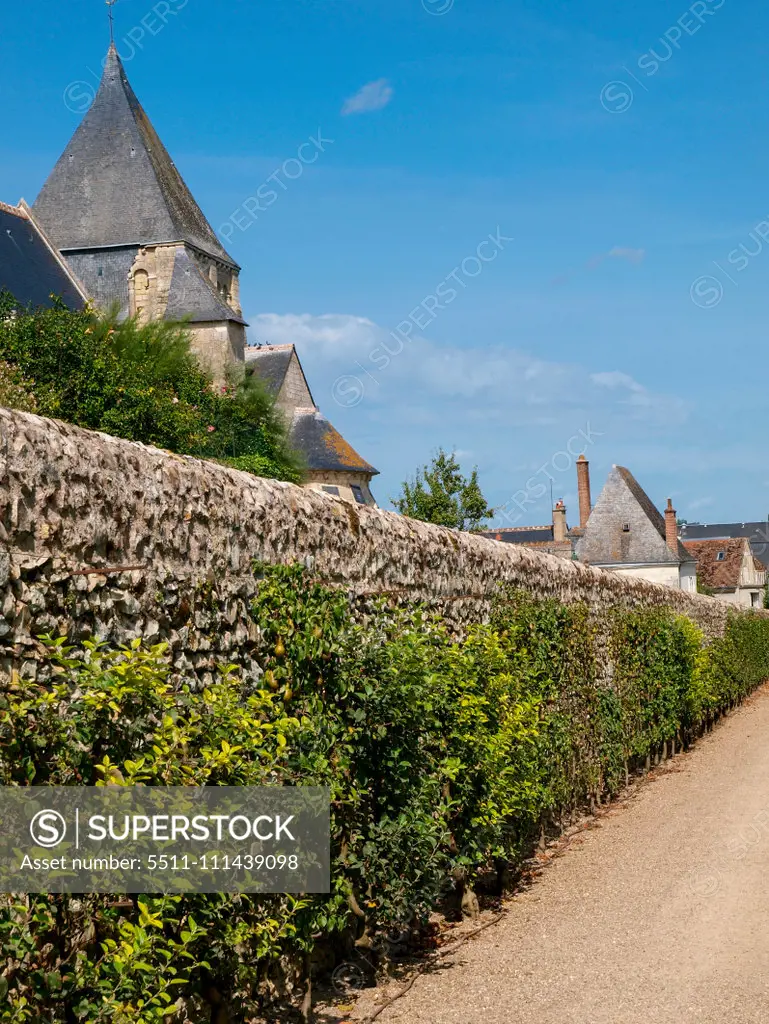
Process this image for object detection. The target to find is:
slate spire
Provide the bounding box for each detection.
[33,45,236,267]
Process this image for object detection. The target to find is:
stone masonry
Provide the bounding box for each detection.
[0,409,748,688]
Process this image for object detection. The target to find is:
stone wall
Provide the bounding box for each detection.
[0,409,747,687]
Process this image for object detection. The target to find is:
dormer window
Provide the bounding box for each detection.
[622,523,630,532]
[717,551,725,561]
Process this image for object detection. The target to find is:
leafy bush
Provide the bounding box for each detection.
[0,292,302,482]
[0,359,36,413]
[1,568,769,1021]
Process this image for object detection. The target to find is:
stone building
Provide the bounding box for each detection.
[575,465,697,591]
[480,454,597,558]
[32,44,246,379]
[682,538,766,608]
[17,43,378,501]
[245,344,379,505]
[480,500,574,558]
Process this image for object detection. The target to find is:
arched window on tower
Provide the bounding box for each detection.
[128,256,153,324]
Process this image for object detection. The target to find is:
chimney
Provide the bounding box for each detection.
[665,498,678,552]
[553,500,567,543]
[576,455,591,529]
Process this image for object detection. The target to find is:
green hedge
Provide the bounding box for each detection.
[1,565,768,1022]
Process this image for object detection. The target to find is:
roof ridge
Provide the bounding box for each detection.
[0,200,25,218]
[489,525,553,533]
[246,343,296,352]
[615,465,691,560]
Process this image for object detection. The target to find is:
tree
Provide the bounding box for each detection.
[0,291,303,482]
[392,448,494,532]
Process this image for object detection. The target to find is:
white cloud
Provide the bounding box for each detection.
[248,312,690,512]
[591,371,641,390]
[688,496,715,512]
[250,312,688,427]
[341,79,394,116]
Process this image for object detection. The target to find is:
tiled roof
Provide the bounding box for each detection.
[0,201,85,310]
[681,537,760,590]
[33,45,235,266]
[290,408,378,475]
[679,522,769,570]
[164,248,246,325]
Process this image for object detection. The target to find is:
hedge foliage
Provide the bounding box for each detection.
[1,566,769,1022]
[0,293,302,483]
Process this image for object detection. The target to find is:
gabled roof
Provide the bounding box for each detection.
[576,465,693,566]
[0,200,86,310]
[245,344,299,397]
[290,408,378,475]
[679,521,769,569]
[682,537,765,590]
[164,247,246,325]
[33,45,235,267]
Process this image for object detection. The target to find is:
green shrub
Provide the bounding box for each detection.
[2,568,769,1021]
[0,293,302,483]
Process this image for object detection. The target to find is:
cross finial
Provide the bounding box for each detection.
[106,0,117,44]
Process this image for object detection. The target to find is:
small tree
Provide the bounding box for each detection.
[392,448,494,532]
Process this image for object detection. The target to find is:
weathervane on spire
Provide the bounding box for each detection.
[106,0,118,44]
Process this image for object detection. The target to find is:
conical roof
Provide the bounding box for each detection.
[33,45,236,266]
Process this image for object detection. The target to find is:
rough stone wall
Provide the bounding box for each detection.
[0,409,750,689]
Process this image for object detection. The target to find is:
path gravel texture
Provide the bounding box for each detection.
[375,688,769,1024]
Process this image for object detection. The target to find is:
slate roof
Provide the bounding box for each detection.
[164,248,246,325]
[682,538,766,590]
[0,201,85,310]
[244,344,296,399]
[33,45,235,267]
[480,526,555,545]
[679,521,769,570]
[290,408,378,475]
[576,465,693,566]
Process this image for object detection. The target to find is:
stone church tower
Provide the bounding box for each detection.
[33,44,245,378]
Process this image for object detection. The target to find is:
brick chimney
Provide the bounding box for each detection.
[576,455,591,529]
[665,498,678,553]
[553,500,567,543]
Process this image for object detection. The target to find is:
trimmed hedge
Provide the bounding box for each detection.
[1,565,768,1022]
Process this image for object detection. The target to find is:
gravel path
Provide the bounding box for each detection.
[375,688,769,1024]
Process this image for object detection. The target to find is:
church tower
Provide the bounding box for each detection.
[33,44,246,378]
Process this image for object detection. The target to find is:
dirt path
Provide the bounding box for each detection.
[373,688,769,1024]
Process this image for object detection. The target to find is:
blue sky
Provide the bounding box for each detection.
[3,0,768,525]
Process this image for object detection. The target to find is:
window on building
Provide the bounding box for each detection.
[717,551,725,561]
[752,592,760,607]
[322,486,340,496]
[351,485,366,505]
[622,523,630,532]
